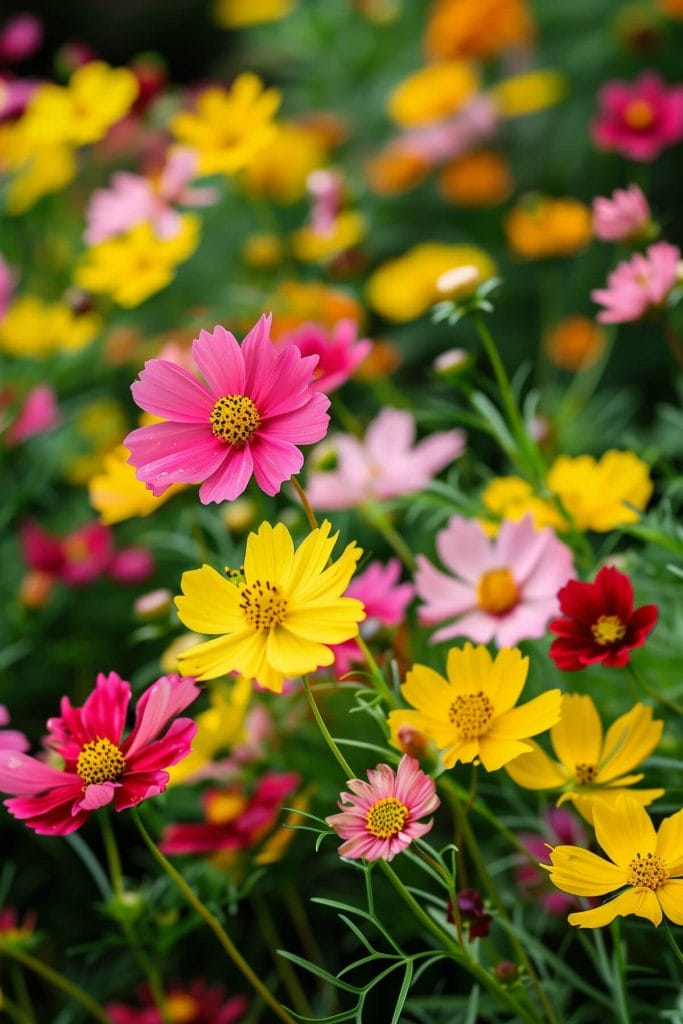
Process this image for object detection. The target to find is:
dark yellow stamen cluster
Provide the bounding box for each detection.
[365,796,409,839]
[210,394,260,444]
[76,737,126,787]
[239,579,288,630]
[448,691,494,739]
[627,851,669,890]
[591,614,626,646]
[574,762,598,784]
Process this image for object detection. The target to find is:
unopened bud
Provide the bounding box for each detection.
[436,265,480,298]
[397,725,428,760]
[494,961,518,984]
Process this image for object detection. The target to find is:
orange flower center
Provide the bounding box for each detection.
[166,993,200,1024]
[627,851,669,890]
[210,394,260,444]
[574,762,598,784]
[76,737,126,787]
[448,691,494,740]
[365,796,409,838]
[591,614,626,646]
[476,567,519,615]
[623,98,655,130]
[239,579,288,630]
[205,790,249,825]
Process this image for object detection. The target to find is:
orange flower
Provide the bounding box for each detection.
[544,317,606,371]
[365,147,430,196]
[266,279,364,339]
[439,150,513,206]
[425,0,534,61]
[505,195,592,259]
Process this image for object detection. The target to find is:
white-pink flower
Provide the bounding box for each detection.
[415,514,575,648]
[591,241,680,324]
[276,319,372,392]
[306,408,465,509]
[592,185,652,243]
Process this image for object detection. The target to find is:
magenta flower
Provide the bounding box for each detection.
[107,546,156,585]
[415,514,575,648]
[0,705,28,753]
[326,755,439,861]
[107,979,248,1024]
[3,384,60,447]
[331,559,415,678]
[21,520,113,586]
[306,408,465,510]
[0,253,15,317]
[125,315,330,504]
[516,808,589,915]
[0,13,43,63]
[592,185,653,244]
[592,72,683,161]
[0,672,199,835]
[276,318,372,392]
[591,241,680,324]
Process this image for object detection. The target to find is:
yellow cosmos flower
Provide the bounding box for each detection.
[387,644,562,771]
[543,796,683,927]
[168,677,252,785]
[171,74,281,176]
[291,210,366,263]
[480,476,565,534]
[387,61,480,127]
[75,216,200,308]
[175,520,365,693]
[89,445,185,524]
[505,195,592,259]
[492,70,567,118]
[239,122,327,203]
[2,141,76,214]
[546,450,653,531]
[213,0,295,27]
[0,296,101,358]
[366,242,496,322]
[506,695,664,823]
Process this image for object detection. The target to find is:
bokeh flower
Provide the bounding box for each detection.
[175,519,364,693]
[516,808,590,914]
[125,315,330,504]
[592,71,683,161]
[545,450,653,530]
[543,316,606,372]
[415,515,575,647]
[387,61,480,127]
[0,672,199,835]
[166,677,253,786]
[238,122,327,204]
[592,185,654,243]
[425,0,534,60]
[0,295,101,357]
[0,705,28,753]
[88,445,186,525]
[506,695,664,823]
[107,979,248,1024]
[549,566,658,670]
[505,195,592,259]
[21,520,113,586]
[542,796,683,927]
[438,149,513,207]
[2,384,60,447]
[591,241,680,324]
[326,754,439,861]
[276,319,372,392]
[387,644,562,771]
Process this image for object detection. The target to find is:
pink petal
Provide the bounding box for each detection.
[125,421,227,495]
[198,443,254,502]
[131,359,215,422]
[415,556,475,619]
[80,671,131,747]
[250,434,303,495]
[75,781,118,812]
[263,392,330,444]
[191,325,246,396]
[126,718,197,772]
[114,770,170,810]
[0,751,77,795]
[435,516,493,582]
[124,675,199,759]
[430,610,496,645]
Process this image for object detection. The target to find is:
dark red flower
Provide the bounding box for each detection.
[447,889,492,941]
[549,566,657,671]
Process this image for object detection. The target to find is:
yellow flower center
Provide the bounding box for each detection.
[448,691,495,740]
[627,851,669,890]
[210,394,261,444]
[76,737,126,787]
[205,791,249,825]
[365,796,409,839]
[476,567,519,615]
[591,614,626,646]
[623,98,655,130]
[239,579,288,630]
[165,993,199,1024]
[574,762,598,784]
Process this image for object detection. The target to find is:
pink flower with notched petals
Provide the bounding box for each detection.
[21,519,113,585]
[306,408,465,510]
[592,72,683,161]
[107,978,248,1024]
[0,672,199,835]
[276,319,372,392]
[591,241,680,324]
[415,514,575,648]
[125,314,330,504]
[0,705,28,753]
[327,755,439,861]
[592,185,653,244]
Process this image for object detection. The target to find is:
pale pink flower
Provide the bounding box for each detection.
[0,706,28,753]
[4,384,60,446]
[415,514,575,648]
[307,169,344,235]
[306,408,465,509]
[0,76,36,120]
[591,241,680,324]
[592,72,683,161]
[326,755,439,861]
[0,672,199,835]
[276,319,372,392]
[125,315,330,504]
[399,95,498,165]
[592,185,652,243]
[331,559,414,678]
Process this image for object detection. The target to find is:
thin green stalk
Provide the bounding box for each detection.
[131,808,298,1024]
[627,664,683,716]
[610,920,631,1024]
[251,895,313,1018]
[663,919,683,965]
[303,676,354,778]
[10,965,36,1024]
[355,633,398,708]
[0,991,34,1024]
[289,475,319,531]
[361,502,416,572]
[0,940,113,1024]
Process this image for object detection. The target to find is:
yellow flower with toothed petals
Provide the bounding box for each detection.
[543,796,683,928]
[168,677,253,785]
[175,520,365,693]
[89,445,185,524]
[387,644,561,771]
[506,695,664,823]
[546,450,652,531]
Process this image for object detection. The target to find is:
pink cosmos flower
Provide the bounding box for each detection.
[592,72,683,161]
[0,76,36,120]
[307,169,344,235]
[591,241,680,324]
[3,384,61,446]
[276,318,372,392]
[331,559,414,678]
[0,906,37,940]
[516,807,589,915]
[0,14,43,63]
[125,315,330,504]
[306,408,465,509]
[107,979,248,1024]
[399,95,498,165]
[0,705,28,752]
[415,514,575,648]
[84,147,218,244]
[0,672,199,835]
[592,185,653,243]
[21,520,113,586]
[107,546,156,585]
[327,755,439,861]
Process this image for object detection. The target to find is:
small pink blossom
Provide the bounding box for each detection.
[276,319,372,392]
[0,76,36,120]
[107,979,248,1024]
[592,185,653,243]
[306,408,465,509]
[21,520,113,586]
[0,705,28,753]
[516,808,589,914]
[125,315,330,504]
[415,514,575,648]
[0,253,15,318]
[307,169,344,235]
[592,72,683,161]
[3,384,61,446]
[327,755,439,861]
[399,95,498,166]
[107,546,155,585]
[591,241,680,324]
[0,672,199,835]
[0,14,43,63]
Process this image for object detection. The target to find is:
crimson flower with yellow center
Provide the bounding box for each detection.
[175,519,365,693]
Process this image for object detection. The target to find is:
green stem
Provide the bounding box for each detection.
[289,475,319,531]
[302,675,354,778]
[10,965,36,1024]
[610,920,631,1024]
[0,940,113,1024]
[355,634,398,708]
[627,664,683,716]
[663,919,683,965]
[251,895,313,1017]
[130,808,298,1024]
[361,502,416,572]
[0,991,34,1024]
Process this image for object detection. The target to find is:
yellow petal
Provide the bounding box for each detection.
[565,787,664,826]
[599,703,663,783]
[441,736,480,768]
[550,694,603,772]
[505,740,568,790]
[266,625,334,676]
[445,643,494,695]
[489,689,563,740]
[387,709,435,750]
[593,795,657,869]
[656,808,683,876]
[478,646,529,714]
[401,663,452,711]
[478,734,535,772]
[568,888,660,928]
[294,539,362,604]
[177,630,258,681]
[285,601,365,643]
[544,845,626,896]
[175,565,244,635]
[244,521,294,587]
[285,519,337,593]
[657,880,683,925]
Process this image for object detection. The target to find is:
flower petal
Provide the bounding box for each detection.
[599,703,662,783]
[124,676,199,758]
[175,564,245,635]
[131,358,214,421]
[505,740,568,789]
[550,694,603,771]
[657,880,683,924]
[568,888,661,928]
[656,808,683,875]
[593,795,657,868]
[191,325,245,395]
[544,844,627,895]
